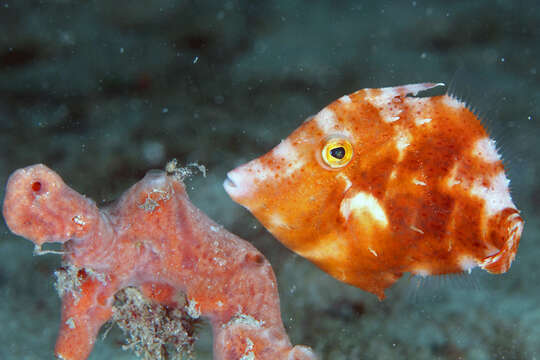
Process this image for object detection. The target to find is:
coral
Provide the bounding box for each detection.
[2,163,316,360]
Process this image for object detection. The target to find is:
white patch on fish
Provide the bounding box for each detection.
[445,164,462,188]
[415,118,432,126]
[442,95,463,109]
[364,88,404,123]
[470,171,515,216]
[413,267,431,277]
[395,129,412,161]
[412,178,427,186]
[272,139,305,177]
[339,95,352,104]
[336,173,353,193]
[340,191,388,227]
[471,137,501,163]
[248,162,272,182]
[268,213,291,229]
[314,108,349,136]
[458,255,477,274]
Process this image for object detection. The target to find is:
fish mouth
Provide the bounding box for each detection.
[223,171,243,199]
[223,175,237,189]
[223,167,257,203]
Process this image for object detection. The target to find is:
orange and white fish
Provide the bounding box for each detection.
[224,82,524,299]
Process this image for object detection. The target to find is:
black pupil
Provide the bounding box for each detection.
[330,146,346,159]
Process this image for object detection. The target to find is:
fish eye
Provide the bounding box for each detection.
[321,138,353,168]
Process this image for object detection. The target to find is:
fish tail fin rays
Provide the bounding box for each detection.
[480,208,524,274]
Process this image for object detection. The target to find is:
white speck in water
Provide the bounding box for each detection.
[142,141,166,166]
[501,57,505,63]
[162,107,168,113]
[289,285,296,294]
[59,31,75,45]
[420,52,427,59]
[214,95,225,104]
[193,56,199,64]
[528,116,533,121]
[120,47,124,54]
[254,41,268,55]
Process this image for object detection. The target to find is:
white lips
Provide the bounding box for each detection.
[223,172,238,195]
[223,175,237,189]
[223,169,251,199]
[224,157,276,200]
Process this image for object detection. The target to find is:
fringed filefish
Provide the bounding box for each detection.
[224,83,523,299]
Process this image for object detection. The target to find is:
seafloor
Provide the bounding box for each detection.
[0,1,538,359]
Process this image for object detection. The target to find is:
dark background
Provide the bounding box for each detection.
[0,1,538,359]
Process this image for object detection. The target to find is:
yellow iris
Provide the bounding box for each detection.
[321,137,353,168]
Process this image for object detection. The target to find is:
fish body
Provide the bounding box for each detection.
[224,83,523,299]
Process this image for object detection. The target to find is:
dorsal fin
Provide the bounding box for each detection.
[379,82,446,97]
[447,68,522,198]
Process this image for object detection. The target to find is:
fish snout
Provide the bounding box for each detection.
[223,164,261,205]
[480,208,524,274]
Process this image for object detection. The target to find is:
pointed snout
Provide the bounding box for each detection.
[223,162,260,206]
